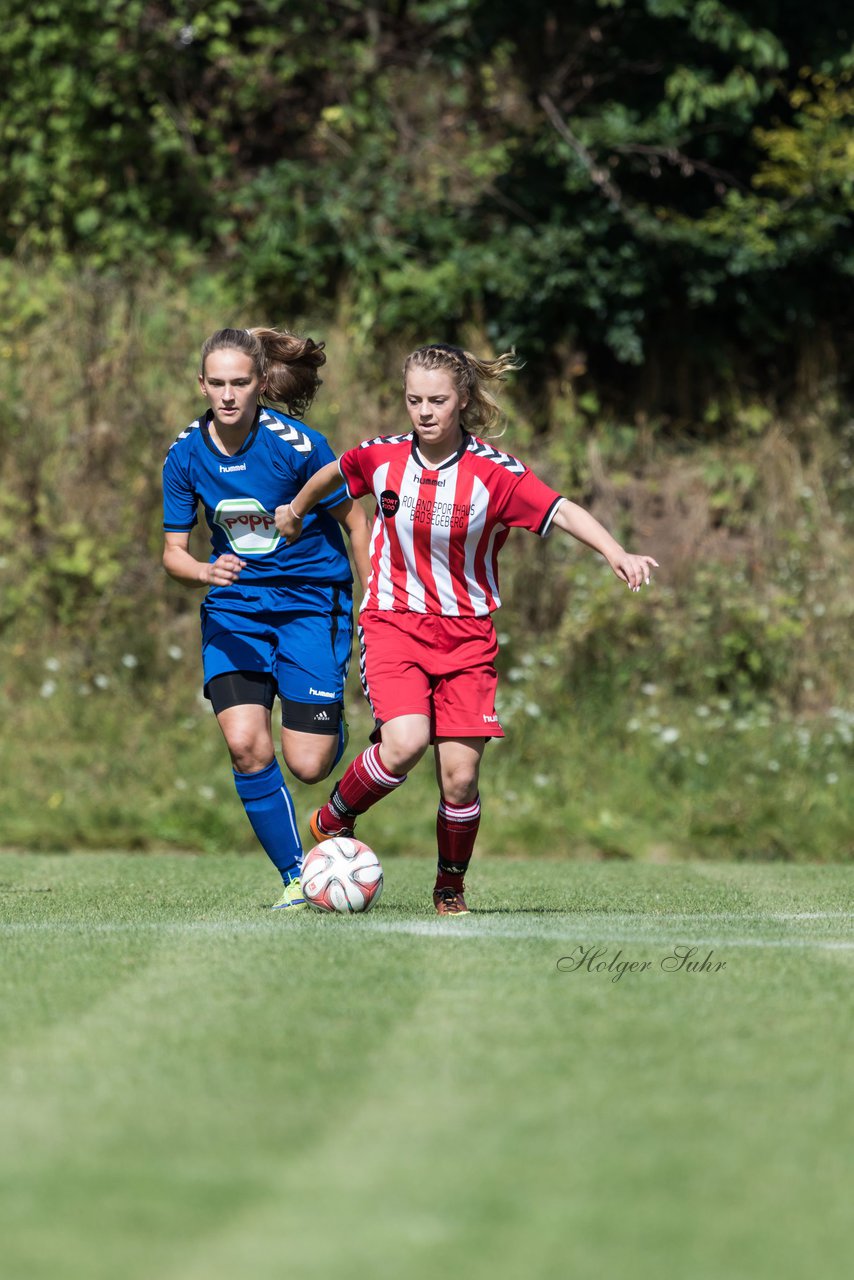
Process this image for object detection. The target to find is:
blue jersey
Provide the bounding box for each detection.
[162,407,352,590]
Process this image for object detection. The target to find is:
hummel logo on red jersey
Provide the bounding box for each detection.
[419,476,446,487]
[468,440,526,474]
[360,433,411,448]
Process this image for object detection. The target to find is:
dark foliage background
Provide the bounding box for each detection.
[3,1,853,419]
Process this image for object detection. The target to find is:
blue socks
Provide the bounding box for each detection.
[232,759,302,884]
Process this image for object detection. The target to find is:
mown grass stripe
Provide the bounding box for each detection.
[1,855,851,1280]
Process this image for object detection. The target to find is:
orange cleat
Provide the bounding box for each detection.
[309,808,353,844]
[433,887,470,916]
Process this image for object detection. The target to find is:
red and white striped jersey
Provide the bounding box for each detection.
[339,433,564,616]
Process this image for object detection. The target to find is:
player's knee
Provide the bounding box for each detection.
[442,774,479,806]
[380,738,428,775]
[377,714,431,774]
[439,757,481,805]
[225,734,273,774]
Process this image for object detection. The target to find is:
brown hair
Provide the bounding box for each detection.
[200,326,326,419]
[403,343,521,436]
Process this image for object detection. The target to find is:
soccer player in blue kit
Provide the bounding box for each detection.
[162,327,370,909]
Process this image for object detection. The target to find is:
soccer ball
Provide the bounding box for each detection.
[301,837,383,914]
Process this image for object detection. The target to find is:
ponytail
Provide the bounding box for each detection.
[200,326,326,419]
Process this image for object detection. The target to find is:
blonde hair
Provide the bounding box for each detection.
[403,343,521,436]
[200,326,326,419]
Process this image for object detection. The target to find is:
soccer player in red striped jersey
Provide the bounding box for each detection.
[275,343,658,915]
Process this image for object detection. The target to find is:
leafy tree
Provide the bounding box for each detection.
[1,1,852,416]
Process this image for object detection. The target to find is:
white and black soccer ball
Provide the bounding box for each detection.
[301,838,383,914]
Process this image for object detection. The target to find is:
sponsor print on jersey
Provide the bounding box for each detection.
[390,457,483,614]
[213,497,281,555]
[402,496,475,529]
[380,490,400,517]
[345,433,560,617]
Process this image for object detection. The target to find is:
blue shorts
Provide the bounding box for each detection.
[200,583,353,714]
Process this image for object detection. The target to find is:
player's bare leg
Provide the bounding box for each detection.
[281,726,340,784]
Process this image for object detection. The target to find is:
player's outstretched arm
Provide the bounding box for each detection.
[274,460,343,544]
[551,499,659,592]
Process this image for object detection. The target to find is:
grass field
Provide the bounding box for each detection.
[1,852,851,1280]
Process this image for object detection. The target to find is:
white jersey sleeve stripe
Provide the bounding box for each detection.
[460,475,492,614]
[397,458,428,613]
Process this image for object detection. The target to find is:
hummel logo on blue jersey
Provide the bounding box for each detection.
[220,463,247,473]
[260,412,313,454]
[310,687,335,698]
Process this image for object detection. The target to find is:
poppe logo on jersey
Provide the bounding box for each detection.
[213,498,281,555]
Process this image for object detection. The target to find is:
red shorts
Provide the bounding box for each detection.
[358,610,504,741]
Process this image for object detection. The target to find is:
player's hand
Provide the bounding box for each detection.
[204,554,246,586]
[610,552,659,592]
[275,503,303,544]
